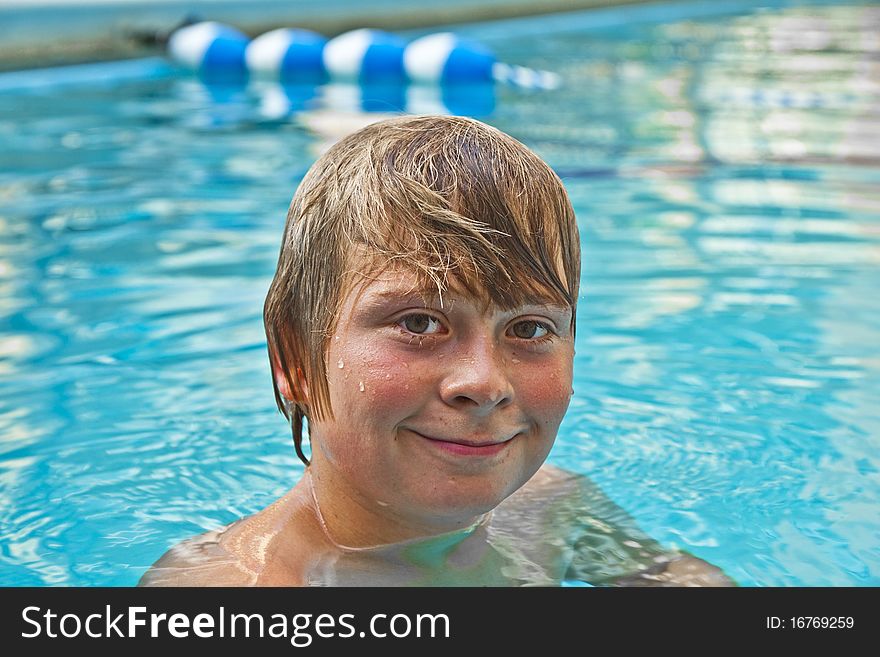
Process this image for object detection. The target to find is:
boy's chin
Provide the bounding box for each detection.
[402,479,520,524]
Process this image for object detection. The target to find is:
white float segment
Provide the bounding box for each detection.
[168,22,225,69]
[404,32,457,83]
[492,62,561,90]
[512,65,534,87]
[493,62,511,81]
[323,28,374,79]
[246,28,295,76]
[537,70,562,90]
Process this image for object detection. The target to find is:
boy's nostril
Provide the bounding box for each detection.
[445,381,514,411]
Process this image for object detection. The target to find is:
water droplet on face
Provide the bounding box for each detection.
[337,359,344,369]
[511,358,520,364]
[359,381,365,392]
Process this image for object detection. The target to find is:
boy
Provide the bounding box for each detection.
[140,115,733,586]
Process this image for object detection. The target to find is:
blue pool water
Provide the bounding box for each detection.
[1,1,879,586]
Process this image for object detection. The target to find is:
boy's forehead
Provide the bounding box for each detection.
[344,265,458,307]
[344,265,566,312]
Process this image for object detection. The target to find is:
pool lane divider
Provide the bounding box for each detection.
[167,21,560,90]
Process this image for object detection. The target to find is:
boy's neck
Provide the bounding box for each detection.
[305,466,490,554]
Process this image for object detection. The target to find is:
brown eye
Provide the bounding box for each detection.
[511,320,550,340]
[401,314,440,334]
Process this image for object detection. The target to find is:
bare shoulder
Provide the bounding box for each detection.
[529,466,738,586]
[137,528,257,587]
[512,462,582,500]
[529,462,577,486]
[493,463,590,538]
[138,486,318,587]
[610,551,736,587]
[511,462,607,507]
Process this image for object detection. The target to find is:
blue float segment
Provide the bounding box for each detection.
[167,22,249,76]
[404,33,496,84]
[323,29,406,82]
[202,35,248,72]
[246,28,327,82]
[442,43,495,83]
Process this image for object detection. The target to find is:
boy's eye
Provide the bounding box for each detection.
[400,313,443,335]
[510,320,550,340]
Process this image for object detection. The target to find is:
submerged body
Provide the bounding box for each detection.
[139,464,733,587]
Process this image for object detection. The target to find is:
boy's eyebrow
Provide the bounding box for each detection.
[517,294,572,312]
[361,287,443,308]
[361,286,570,314]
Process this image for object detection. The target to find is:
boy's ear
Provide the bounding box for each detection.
[271,354,310,405]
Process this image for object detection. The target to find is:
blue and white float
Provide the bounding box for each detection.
[403,32,559,89]
[322,28,407,82]
[245,28,327,81]
[167,21,559,95]
[403,32,495,84]
[167,21,249,78]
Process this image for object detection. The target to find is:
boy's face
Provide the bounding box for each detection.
[302,264,575,535]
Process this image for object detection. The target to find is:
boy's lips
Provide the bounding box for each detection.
[405,428,519,457]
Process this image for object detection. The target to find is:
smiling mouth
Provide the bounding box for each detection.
[407,429,517,457]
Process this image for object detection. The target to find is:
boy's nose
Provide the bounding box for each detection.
[438,335,514,413]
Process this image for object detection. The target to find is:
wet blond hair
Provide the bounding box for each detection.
[264,115,580,465]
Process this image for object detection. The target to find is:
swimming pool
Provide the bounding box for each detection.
[1,0,878,586]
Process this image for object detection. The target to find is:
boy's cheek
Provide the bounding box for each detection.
[516,358,574,419]
[339,348,419,413]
